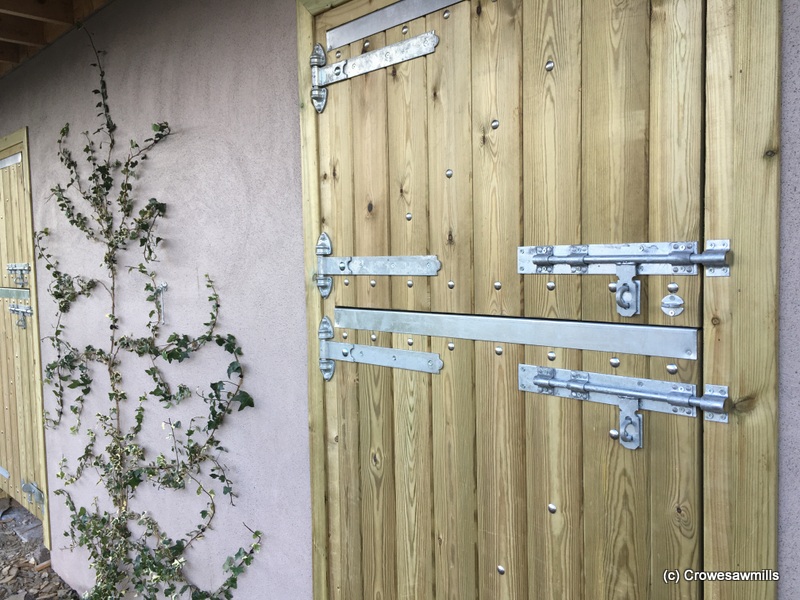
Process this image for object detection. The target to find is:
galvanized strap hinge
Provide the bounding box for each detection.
[318,316,443,381]
[8,304,33,329]
[6,263,31,288]
[518,240,731,317]
[519,365,729,450]
[21,479,45,506]
[310,30,440,113]
[315,233,441,298]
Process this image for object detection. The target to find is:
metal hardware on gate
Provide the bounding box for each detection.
[518,365,729,450]
[0,465,9,479]
[8,304,33,329]
[517,240,731,317]
[661,293,685,317]
[6,263,30,288]
[21,479,44,506]
[318,316,443,381]
[157,282,168,325]
[315,233,441,298]
[310,31,440,113]
[326,0,457,51]
[335,307,699,360]
[0,152,22,170]
[0,287,30,300]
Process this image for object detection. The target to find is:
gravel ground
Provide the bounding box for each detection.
[0,498,79,600]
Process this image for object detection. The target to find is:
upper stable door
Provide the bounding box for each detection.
[0,128,50,546]
[301,0,776,598]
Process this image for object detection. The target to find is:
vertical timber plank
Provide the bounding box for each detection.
[648,1,703,598]
[581,1,651,598]
[297,5,329,598]
[317,14,360,598]
[522,0,583,597]
[386,18,434,600]
[427,4,478,599]
[351,31,397,600]
[471,0,526,598]
[704,1,780,599]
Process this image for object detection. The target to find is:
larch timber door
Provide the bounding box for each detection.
[297,0,780,599]
[0,128,50,545]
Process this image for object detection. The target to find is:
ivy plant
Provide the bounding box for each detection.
[37,32,261,599]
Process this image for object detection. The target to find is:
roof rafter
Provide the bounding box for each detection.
[0,14,46,47]
[0,0,74,25]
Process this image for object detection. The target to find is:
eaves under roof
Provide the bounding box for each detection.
[0,0,111,79]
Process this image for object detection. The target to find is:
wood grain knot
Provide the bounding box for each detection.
[711,316,721,326]
[733,395,757,413]
[367,201,374,213]
[763,148,778,158]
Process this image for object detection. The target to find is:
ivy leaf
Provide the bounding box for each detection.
[226,361,241,378]
[232,390,254,411]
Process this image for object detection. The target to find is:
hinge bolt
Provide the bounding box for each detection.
[546,281,556,291]
[547,351,556,361]
[609,429,620,440]
[547,503,557,514]
[545,60,555,71]
[610,357,620,368]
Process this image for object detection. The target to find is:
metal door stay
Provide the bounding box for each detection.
[334,307,698,360]
[519,365,729,450]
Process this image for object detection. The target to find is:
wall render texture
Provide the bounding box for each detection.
[0,0,312,597]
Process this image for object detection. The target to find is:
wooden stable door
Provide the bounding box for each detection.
[298,0,780,599]
[0,128,49,542]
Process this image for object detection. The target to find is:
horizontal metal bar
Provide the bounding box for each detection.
[326,0,458,50]
[319,255,441,276]
[0,152,22,170]
[335,308,699,360]
[0,465,9,479]
[321,340,443,374]
[8,304,32,316]
[0,288,30,300]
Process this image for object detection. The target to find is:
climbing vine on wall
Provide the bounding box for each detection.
[36,32,261,599]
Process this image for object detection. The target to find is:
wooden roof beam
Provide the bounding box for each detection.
[0,14,46,47]
[0,39,18,63]
[0,0,74,25]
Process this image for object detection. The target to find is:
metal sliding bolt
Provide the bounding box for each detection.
[610,357,621,368]
[547,504,557,514]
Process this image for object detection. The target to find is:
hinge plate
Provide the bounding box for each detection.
[315,233,441,298]
[21,480,44,506]
[310,31,440,113]
[318,317,443,381]
[518,365,729,450]
[518,240,731,316]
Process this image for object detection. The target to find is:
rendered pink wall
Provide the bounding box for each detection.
[780,0,800,595]
[0,0,312,597]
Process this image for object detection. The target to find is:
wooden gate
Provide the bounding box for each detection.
[297,0,780,598]
[0,127,50,544]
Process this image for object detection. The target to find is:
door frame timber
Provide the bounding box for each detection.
[0,126,50,548]
[295,1,781,599]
